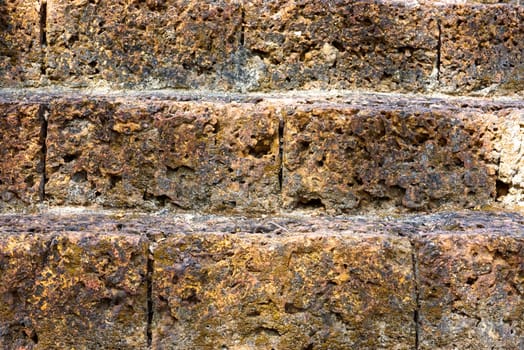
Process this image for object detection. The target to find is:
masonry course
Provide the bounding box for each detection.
[0,211,522,349]
[1,90,522,213]
[0,0,522,95]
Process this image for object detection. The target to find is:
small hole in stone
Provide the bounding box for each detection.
[109,174,122,189]
[63,154,78,163]
[71,170,88,183]
[332,40,345,52]
[496,180,510,199]
[25,175,35,187]
[223,200,236,208]
[466,276,477,285]
[296,198,325,210]
[248,141,272,158]
[298,140,310,152]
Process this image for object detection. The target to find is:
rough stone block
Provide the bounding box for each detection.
[0,219,148,349]
[415,230,524,349]
[0,101,43,209]
[496,109,524,205]
[0,0,42,87]
[45,0,243,89]
[45,96,280,212]
[244,0,439,92]
[152,232,415,349]
[282,99,505,213]
[439,4,523,95]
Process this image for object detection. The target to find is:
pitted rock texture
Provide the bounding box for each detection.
[152,233,416,349]
[0,101,43,210]
[282,101,523,213]
[45,96,280,212]
[0,222,148,349]
[0,211,523,349]
[45,0,243,89]
[1,0,520,95]
[496,109,524,205]
[439,4,523,95]
[0,90,521,213]
[416,231,524,349]
[244,0,439,92]
[0,0,42,87]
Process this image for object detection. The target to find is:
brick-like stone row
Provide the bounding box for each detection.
[1,0,522,95]
[152,231,416,349]
[245,0,523,95]
[0,211,522,349]
[416,230,524,350]
[1,91,523,213]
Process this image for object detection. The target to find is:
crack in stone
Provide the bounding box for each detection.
[146,246,154,348]
[278,117,284,192]
[239,3,245,47]
[37,104,49,202]
[436,20,442,84]
[39,0,47,47]
[39,0,47,75]
[410,237,421,350]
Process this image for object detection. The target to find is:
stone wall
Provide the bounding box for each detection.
[0,0,523,349]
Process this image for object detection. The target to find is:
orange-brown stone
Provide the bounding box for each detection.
[0,0,42,87]
[282,97,520,213]
[45,95,280,212]
[0,101,43,210]
[415,216,524,349]
[0,216,148,349]
[152,231,416,349]
[439,4,523,95]
[44,0,243,89]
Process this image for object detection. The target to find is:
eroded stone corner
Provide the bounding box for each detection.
[414,230,524,349]
[495,109,524,206]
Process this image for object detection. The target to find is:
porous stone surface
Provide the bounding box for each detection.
[37,0,523,95]
[244,0,439,92]
[152,232,416,349]
[1,211,523,349]
[45,0,243,89]
[415,216,524,349]
[0,101,43,210]
[439,3,524,96]
[0,0,42,87]
[0,216,148,349]
[1,0,522,96]
[45,95,280,212]
[496,109,524,205]
[0,90,519,214]
[282,97,524,213]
